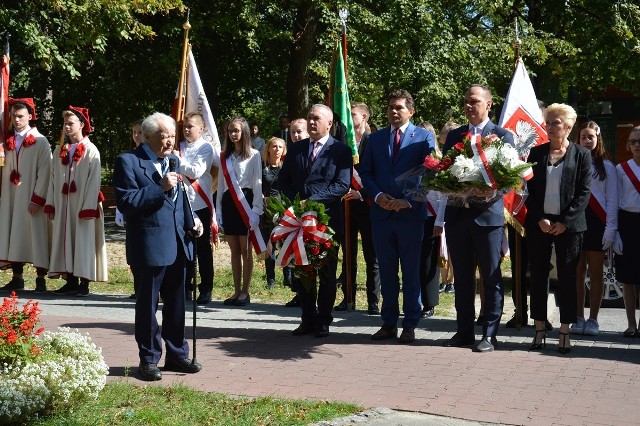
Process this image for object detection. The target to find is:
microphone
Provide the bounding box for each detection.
[169,158,176,173]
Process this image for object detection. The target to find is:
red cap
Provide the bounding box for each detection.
[8,97,36,120]
[68,105,93,133]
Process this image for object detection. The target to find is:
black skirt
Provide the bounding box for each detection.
[582,205,606,251]
[221,188,254,236]
[615,210,640,285]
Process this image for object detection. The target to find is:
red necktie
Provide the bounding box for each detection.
[392,128,401,161]
[308,141,318,172]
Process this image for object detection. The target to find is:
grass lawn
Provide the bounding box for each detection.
[29,382,361,425]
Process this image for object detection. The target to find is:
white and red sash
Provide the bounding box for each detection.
[470,134,498,189]
[268,207,332,267]
[220,154,266,254]
[178,149,219,246]
[622,160,640,195]
[588,193,607,224]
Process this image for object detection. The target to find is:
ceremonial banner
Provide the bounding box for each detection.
[498,58,548,233]
[0,41,9,165]
[331,39,357,162]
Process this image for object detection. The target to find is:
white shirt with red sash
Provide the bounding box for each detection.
[617,159,640,213]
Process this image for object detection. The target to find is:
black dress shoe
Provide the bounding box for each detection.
[442,333,475,347]
[398,328,415,344]
[196,291,212,305]
[285,295,300,307]
[223,294,239,305]
[368,304,380,315]
[292,323,315,336]
[233,295,250,306]
[164,358,202,373]
[474,337,496,353]
[421,307,434,318]
[315,325,330,338]
[139,362,162,381]
[333,300,348,311]
[371,324,398,340]
[0,278,25,292]
[505,314,529,328]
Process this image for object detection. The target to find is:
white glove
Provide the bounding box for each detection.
[602,227,616,251]
[612,232,623,255]
[115,208,125,227]
[193,217,204,238]
[216,213,223,228]
[249,212,260,231]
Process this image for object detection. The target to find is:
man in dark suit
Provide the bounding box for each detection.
[441,84,515,352]
[335,102,381,315]
[272,114,292,147]
[114,112,204,381]
[360,90,435,344]
[274,104,352,338]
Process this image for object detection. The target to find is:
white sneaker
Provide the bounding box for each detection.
[583,319,600,336]
[570,317,585,335]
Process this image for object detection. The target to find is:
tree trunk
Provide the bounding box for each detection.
[286,1,318,118]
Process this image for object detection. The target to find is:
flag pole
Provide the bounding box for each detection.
[175,9,191,144]
[338,8,354,312]
[512,18,524,330]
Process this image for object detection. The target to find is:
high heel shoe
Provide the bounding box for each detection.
[558,331,571,354]
[529,329,547,350]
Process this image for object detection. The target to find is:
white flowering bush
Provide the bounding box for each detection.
[0,293,109,424]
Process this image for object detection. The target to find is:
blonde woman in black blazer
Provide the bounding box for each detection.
[525,103,592,354]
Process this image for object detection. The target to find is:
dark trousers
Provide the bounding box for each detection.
[135,248,189,364]
[11,263,47,276]
[446,219,504,338]
[372,218,424,329]
[420,217,440,310]
[507,224,529,316]
[297,254,338,329]
[527,223,582,325]
[340,200,380,305]
[186,207,214,294]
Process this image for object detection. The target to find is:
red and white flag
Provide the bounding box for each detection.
[174,50,221,150]
[0,40,10,164]
[499,58,548,229]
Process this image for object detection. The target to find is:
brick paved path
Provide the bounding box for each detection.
[31,291,640,426]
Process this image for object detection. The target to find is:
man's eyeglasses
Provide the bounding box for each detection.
[628,139,640,146]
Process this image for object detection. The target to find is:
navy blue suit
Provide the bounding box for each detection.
[114,145,194,364]
[274,136,352,329]
[359,123,435,328]
[443,122,514,339]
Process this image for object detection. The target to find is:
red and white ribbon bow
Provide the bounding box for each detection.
[269,207,332,267]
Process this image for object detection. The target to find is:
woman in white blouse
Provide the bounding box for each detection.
[216,117,263,306]
[571,121,617,336]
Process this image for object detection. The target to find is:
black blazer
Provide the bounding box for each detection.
[273,135,352,237]
[525,142,592,233]
[442,121,515,227]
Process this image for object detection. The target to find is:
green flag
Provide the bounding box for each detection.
[332,40,357,162]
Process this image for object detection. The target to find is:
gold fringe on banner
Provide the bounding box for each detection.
[504,208,526,237]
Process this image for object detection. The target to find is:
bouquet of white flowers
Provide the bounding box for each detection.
[399,132,534,206]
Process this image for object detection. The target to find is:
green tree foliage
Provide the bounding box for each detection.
[1,0,638,168]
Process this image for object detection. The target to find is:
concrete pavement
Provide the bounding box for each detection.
[14,288,639,426]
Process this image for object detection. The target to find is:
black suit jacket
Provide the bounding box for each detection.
[525,142,592,233]
[274,136,352,237]
[442,122,515,227]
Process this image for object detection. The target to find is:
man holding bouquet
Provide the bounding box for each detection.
[360,89,435,344]
[273,104,352,338]
[442,84,514,352]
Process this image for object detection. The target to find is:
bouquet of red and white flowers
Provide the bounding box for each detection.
[400,132,534,205]
[264,194,338,289]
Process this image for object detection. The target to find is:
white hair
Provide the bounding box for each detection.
[141,112,176,143]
